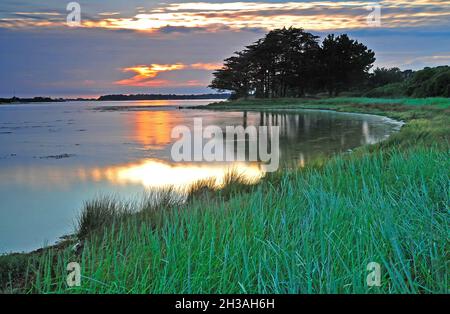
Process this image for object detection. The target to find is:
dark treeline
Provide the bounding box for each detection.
[0,94,231,104]
[0,96,65,104]
[210,27,449,99]
[97,93,230,101]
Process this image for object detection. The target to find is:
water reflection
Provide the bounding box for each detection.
[128,110,183,150]
[171,110,400,168]
[112,159,263,188]
[0,159,264,190]
[0,110,398,189]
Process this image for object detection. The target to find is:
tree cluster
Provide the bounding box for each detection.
[210,27,376,99]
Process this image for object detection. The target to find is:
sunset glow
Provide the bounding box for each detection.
[115,64,186,86]
[115,63,219,87]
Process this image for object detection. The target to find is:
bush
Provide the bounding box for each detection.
[365,82,406,98]
[425,70,450,97]
[407,66,450,97]
[366,66,450,98]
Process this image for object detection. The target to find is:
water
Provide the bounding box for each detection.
[0,100,402,253]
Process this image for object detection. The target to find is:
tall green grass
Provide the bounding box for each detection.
[25,147,449,294]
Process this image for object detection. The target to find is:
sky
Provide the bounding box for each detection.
[0,0,449,98]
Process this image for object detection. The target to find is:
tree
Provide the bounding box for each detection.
[244,27,320,98]
[320,34,375,96]
[276,28,320,97]
[209,51,253,99]
[369,67,404,87]
[210,29,376,98]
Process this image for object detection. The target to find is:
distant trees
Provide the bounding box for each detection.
[210,28,375,98]
[97,93,230,101]
[0,97,61,104]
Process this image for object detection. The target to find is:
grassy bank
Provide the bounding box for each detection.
[1,97,449,294]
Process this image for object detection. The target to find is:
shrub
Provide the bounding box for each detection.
[364,82,406,97]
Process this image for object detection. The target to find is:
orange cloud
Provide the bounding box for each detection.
[127,64,185,76]
[115,64,186,86]
[115,63,217,87]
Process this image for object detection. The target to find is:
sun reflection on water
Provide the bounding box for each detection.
[100,159,264,189]
[0,159,265,190]
[127,110,183,150]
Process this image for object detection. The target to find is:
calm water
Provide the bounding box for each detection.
[0,100,402,253]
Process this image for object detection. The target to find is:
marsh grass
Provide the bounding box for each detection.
[0,253,33,293]
[76,170,257,241]
[185,168,260,203]
[77,197,132,240]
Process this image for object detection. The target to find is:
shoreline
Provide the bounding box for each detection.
[187,104,406,129]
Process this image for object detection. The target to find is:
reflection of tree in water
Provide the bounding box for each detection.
[237,111,391,167]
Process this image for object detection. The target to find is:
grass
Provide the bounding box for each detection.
[1,97,449,294]
[200,97,450,112]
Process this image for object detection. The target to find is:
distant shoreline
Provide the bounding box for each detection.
[0,93,230,104]
[97,93,230,101]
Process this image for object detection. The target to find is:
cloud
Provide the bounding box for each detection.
[1,1,449,32]
[190,62,223,71]
[115,64,186,86]
[402,54,450,66]
[125,64,187,78]
[115,62,221,87]
[13,12,62,16]
[98,12,121,17]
